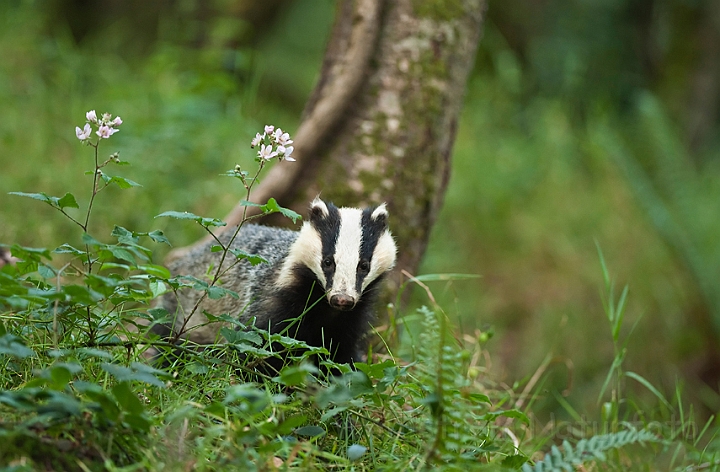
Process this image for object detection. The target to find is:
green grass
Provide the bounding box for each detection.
[2,2,720,470]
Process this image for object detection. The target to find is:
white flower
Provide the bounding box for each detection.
[86,110,98,123]
[112,116,123,126]
[258,143,277,161]
[277,132,293,146]
[102,112,112,122]
[282,145,295,161]
[271,128,283,142]
[96,125,118,139]
[75,123,92,140]
[250,132,264,148]
[264,125,275,134]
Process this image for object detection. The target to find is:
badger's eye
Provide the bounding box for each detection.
[358,260,370,273]
[322,256,334,268]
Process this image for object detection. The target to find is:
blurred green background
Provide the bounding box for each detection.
[1,0,719,421]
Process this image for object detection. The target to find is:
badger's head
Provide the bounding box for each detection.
[277,197,397,311]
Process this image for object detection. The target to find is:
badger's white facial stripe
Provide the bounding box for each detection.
[363,231,397,291]
[276,222,325,288]
[329,208,363,300]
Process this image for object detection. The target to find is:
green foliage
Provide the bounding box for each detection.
[522,428,660,472]
[1,1,720,469]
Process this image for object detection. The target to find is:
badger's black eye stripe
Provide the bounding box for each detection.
[357,206,386,291]
[313,202,341,288]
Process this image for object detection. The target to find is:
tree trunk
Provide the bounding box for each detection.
[168,0,487,297]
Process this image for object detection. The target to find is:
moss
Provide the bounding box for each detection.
[412,0,466,21]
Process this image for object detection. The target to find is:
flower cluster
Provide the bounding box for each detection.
[250,125,295,162]
[75,110,122,141]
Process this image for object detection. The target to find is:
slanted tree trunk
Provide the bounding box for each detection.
[168,0,487,296]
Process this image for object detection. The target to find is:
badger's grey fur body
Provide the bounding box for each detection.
[154,198,397,368]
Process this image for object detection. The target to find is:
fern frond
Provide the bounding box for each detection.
[522,428,659,472]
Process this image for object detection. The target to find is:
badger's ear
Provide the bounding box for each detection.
[309,197,329,223]
[371,203,389,229]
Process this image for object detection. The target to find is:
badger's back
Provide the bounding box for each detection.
[160,224,298,344]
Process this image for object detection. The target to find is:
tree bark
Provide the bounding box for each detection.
[168,0,487,296]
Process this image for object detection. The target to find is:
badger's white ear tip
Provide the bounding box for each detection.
[309,196,329,217]
[372,203,389,220]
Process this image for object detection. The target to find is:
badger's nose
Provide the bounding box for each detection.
[330,294,356,311]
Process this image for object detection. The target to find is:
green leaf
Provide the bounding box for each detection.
[101,362,166,388]
[294,425,325,438]
[625,371,672,409]
[481,409,530,425]
[111,225,137,243]
[81,232,104,247]
[137,264,172,279]
[54,244,87,256]
[239,198,302,223]
[274,363,318,387]
[108,175,142,189]
[77,348,114,360]
[49,363,76,390]
[155,211,226,228]
[264,197,302,223]
[220,327,262,345]
[207,285,239,300]
[0,334,36,358]
[57,192,79,209]
[63,284,101,304]
[9,191,80,210]
[112,381,144,415]
[148,230,171,245]
[277,414,308,435]
[108,246,136,264]
[9,191,54,204]
[229,249,269,266]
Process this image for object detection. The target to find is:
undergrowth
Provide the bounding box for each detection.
[0,112,717,471]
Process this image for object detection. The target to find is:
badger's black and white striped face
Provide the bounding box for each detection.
[277,198,397,310]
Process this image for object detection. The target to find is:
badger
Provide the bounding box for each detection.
[152,198,397,370]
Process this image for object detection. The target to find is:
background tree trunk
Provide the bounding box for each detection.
[169,0,487,297]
